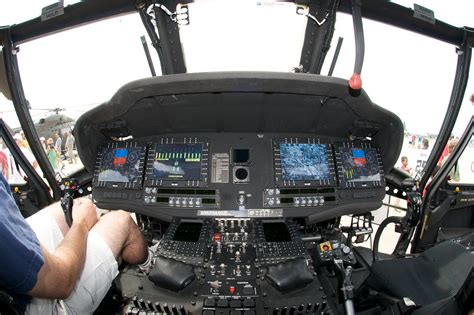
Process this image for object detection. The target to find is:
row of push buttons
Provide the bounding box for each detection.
[294,196,325,207]
[169,197,202,207]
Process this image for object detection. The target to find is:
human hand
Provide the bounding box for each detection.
[72,198,98,230]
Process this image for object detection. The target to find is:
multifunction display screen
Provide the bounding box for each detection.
[173,222,202,242]
[263,222,292,242]
[340,147,381,182]
[151,143,203,181]
[279,143,330,181]
[97,147,142,183]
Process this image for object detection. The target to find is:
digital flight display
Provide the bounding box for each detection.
[152,143,203,181]
[173,222,203,242]
[279,143,331,181]
[97,147,142,183]
[263,222,292,242]
[340,147,381,182]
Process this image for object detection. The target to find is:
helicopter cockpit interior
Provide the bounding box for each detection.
[1,1,473,314]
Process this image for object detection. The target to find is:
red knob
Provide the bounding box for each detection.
[349,73,362,90]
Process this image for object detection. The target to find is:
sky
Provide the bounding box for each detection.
[0,0,473,137]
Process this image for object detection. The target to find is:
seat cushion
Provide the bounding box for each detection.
[367,241,473,306]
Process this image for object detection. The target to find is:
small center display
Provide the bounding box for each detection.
[340,147,381,182]
[98,147,142,183]
[152,143,203,181]
[279,143,330,181]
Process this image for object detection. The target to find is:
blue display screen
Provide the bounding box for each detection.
[279,143,330,181]
[114,148,128,158]
[152,143,203,181]
[340,147,381,182]
[98,147,141,183]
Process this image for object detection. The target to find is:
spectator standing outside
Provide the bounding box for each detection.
[399,156,413,176]
[20,131,29,149]
[14,133,38,170]
[65,130,76,164]
[54,132,62,154]
[441,139,460,182]
[54,133,63,168]
[0,149,9,179]
[46,138,60,171]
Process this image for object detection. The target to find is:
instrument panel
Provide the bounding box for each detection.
[92,133,386,222]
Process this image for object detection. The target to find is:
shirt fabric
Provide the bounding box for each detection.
[0,174,44,311]
[47,149,59,170]
[65,135,74,151]
[54,137,62,153]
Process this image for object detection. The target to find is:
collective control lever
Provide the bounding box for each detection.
[60,178,79,227]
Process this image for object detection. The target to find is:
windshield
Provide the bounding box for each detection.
[181,1,306,72]
[1,1,473,180]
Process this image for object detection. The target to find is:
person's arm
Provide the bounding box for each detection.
[28,199,97,299]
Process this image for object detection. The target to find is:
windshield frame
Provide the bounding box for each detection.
[1,0,473,192]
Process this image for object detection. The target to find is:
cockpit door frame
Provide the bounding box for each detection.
[412,116,474,252]
[419,36,472,192]
[0,119,53,210]
[1,30,61,200]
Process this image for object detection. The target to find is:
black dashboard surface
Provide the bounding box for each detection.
[76,72,403,222]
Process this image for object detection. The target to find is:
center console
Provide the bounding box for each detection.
[119,217,350,315]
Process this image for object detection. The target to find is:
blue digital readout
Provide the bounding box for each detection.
[114,148,128,158]
[98,147,141,183]
[340,147,380,182]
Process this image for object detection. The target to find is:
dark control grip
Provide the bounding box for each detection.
[61,193,74,227]
[149,256,195,292]
[265,257,313,292]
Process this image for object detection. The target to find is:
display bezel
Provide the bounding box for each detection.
[144,137,209,188]
[93,141,146,189]
[335,142,385,188]
[272,138,337,187]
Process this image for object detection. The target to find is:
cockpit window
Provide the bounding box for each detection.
[3,2,473,183]
[13,13,158,175]
[321,12,469,182]
[181,1,306,72]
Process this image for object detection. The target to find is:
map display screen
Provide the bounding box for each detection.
[151,143,203,181]
[279,143,330,181]
[340,147,381,182]
[97,147,142,183]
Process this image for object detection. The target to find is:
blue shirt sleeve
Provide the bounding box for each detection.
[0,174,44,294]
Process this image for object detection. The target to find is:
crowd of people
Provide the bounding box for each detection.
[0,129,76,183]
[398,137,461,183]
[38,132,75,173]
